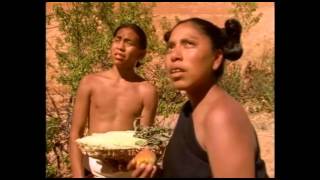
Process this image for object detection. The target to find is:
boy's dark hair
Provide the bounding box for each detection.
[113,24,147,50]
[113,24,147,67]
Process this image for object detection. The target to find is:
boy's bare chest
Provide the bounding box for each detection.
[91,82,142,110]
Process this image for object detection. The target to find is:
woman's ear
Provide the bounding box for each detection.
[212,50,224,71]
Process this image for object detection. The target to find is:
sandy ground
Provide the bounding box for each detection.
[250,112,274,177]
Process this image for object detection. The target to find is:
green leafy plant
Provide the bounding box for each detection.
[46,117,60,152]
[134,125,173,148]
[51,2,162,97]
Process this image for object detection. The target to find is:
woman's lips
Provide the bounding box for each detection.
[169,68,185,78]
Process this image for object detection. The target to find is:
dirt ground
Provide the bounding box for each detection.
[250,112,274,177]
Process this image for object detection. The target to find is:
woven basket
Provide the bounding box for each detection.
[76,131,164,162]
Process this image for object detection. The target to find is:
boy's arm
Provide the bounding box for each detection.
[69,76,92,178]
[139,83,158,127]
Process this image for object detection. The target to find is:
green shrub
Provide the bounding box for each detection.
[152,64,186,117]
[219,48,274,113]
[46,116,60,152]
[245,49,274,112]
[218,62,243,102]
[50,2,162,96]
[46,163,58,178]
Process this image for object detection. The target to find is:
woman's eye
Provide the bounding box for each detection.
[184,41,195,47]
[166,45,173,53]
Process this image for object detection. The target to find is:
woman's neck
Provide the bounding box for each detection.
[186,80,216,108]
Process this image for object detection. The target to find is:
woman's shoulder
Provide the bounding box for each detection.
[204,89,250,131]
[202,88,256,150]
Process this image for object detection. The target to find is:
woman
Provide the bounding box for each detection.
[128,17,268,178]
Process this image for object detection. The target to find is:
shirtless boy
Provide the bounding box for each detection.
[69,24,158,178]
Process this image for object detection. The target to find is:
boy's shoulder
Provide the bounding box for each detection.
[82,71,112,83]
[77,72,113,92]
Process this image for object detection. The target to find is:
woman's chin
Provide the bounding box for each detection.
[172,80,189,91]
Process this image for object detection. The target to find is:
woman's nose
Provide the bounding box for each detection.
[169,46,182,62]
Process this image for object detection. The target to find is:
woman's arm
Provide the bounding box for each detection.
[203,105,256,178]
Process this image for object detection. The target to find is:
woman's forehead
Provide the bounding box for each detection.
[170,22,207,40]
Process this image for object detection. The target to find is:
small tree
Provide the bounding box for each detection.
[230,2,263,33]
[50,2,162,97]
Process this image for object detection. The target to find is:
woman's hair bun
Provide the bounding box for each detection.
[222,18,243,61]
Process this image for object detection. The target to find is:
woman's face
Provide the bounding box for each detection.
[111,27,145,68]
[165,22,217,91]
